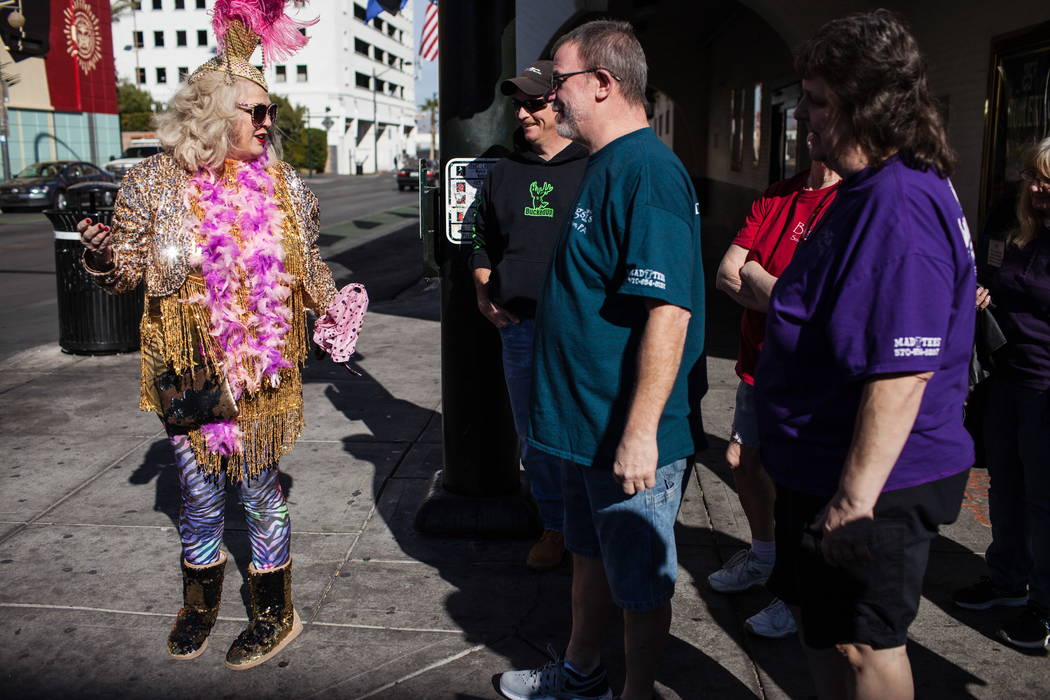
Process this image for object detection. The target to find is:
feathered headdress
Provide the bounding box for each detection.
[189,0,316,92]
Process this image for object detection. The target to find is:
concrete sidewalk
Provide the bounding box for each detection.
[1,253,1046,698]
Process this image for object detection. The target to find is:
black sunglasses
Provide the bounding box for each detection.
[550,67,622,90]
[512,96,549,112]
[237,102,279,128]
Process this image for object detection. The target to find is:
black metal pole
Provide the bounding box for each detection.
[415,0,538,537]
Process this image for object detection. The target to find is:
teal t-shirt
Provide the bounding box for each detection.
[527,128,705,467]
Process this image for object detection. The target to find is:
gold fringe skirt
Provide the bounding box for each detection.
[139,274,310,483]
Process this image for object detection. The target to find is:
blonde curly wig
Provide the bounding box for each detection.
[154,73,279,172]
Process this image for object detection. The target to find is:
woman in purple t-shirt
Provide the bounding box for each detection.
[755,11,976,699]
[953,138,1050,650]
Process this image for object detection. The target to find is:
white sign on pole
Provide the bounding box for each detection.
[444,157,499,245]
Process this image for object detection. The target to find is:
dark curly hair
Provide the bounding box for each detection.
[794,9,955,177]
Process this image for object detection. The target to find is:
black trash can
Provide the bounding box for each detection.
[45,209,144,354]
[65,180,120,210]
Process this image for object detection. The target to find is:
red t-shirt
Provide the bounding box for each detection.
[732,170,839,384]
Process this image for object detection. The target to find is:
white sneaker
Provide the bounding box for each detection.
[707,548,773,593]
[745,598,797,639]
[498,647,613,700]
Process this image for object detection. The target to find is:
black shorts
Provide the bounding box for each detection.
[767,469,969,650]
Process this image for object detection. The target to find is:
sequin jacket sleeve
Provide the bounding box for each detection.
[280,163,336,314]
[82,158,157,294]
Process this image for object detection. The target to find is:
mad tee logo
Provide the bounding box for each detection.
[525,181,555,218]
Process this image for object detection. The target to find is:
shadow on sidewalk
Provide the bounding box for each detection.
[923,534,1049,659]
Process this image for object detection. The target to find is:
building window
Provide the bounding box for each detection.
[752,82,762,166]
[355,72,370,89]
[152,0,162,9]
[296,65,308,82]
[729,87,744,171]
[133,31,144,49]
[275,65,287,83]
[375,78,385,94]
[353,3,367,21]
[355,38,369,56]
[178,67,188,82]
[197,30,208,46]
[176,30,187,47]
[156,67,167,84]
[174,0,184,8]
[154,31,164,48]
[136,67,146,85]
[981,23,1050,226]
[196,0,206,7]
[375,18,384,32]
[374,47,385,63]
[387,24,396,38]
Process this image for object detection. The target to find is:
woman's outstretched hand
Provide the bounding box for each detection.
[77,217,115,270]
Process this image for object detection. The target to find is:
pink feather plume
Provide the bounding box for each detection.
[211,0,317,66]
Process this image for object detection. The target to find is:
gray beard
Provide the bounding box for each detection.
[554,102,580,140]
[555,120,578,140]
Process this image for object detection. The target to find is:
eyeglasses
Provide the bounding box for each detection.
[512,97,549,112]
[550,67,622,90]
[237,102,278,128]
[1020,169,1050,189]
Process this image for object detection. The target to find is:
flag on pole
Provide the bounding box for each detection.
[419,0,438,62]
[365,0,407,24]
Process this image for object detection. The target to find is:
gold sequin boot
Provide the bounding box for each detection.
[167,551,226,659]
[224,560,302,670]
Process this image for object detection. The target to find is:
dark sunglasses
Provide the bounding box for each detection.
[512,96,549,112]
[237,102,278,128]
[550,67,622,90]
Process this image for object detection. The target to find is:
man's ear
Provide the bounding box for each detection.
[594,69,616,102]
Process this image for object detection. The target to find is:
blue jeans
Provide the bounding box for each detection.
[984,378,1050,609]
[500,318,564,532]
[561,457,689,610]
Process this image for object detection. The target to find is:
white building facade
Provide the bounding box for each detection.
[111,0,417,174]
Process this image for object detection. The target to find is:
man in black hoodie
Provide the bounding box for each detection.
[469,59,589,570]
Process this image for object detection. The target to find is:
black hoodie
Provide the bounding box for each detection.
[468,138,589,318]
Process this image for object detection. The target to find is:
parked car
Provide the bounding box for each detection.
[396,161,438,191]
[0,161,113,212]
[105,141,163,179]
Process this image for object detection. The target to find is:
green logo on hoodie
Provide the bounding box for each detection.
[524,181,554,218]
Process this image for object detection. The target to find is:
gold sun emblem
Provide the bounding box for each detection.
[63,0,103,75]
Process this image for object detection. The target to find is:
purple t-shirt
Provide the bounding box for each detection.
[755,156,976,497]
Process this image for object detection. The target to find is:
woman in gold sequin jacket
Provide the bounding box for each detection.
[76,23,334,669]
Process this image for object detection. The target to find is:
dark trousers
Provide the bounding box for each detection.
[984,378,1050,610]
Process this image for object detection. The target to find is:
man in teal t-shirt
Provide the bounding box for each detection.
[497,19,706,700]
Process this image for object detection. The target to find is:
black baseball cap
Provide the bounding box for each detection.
[500,60,553,97]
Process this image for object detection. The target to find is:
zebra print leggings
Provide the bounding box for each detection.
[170,435,291,570]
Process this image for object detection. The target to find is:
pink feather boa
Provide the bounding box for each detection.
[186,154,294,456]
[212,0,317,66]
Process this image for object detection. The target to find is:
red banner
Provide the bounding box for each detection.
[45,0,118,114]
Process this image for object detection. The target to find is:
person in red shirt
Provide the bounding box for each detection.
[711,157,840,638]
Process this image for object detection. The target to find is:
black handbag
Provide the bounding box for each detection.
[154,365,239,430]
